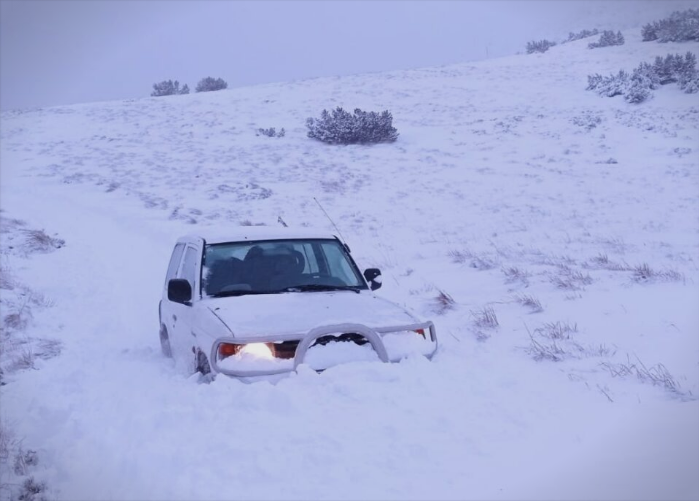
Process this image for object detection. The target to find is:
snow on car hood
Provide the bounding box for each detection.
[203,291,420,339]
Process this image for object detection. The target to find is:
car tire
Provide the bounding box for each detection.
[160,325,173,358]
[196,349,211,375]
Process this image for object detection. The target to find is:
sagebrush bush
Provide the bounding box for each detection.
[587,51,698,103]
[195,76,228,93]
[642,9,699,42]
[306,107,398,145]
[588,30,624,49]
[526,39,556,54]
[151,80,189,97]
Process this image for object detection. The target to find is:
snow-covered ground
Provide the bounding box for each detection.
[1,25,698,500]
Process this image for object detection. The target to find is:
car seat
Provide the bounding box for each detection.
[205,257,244,295]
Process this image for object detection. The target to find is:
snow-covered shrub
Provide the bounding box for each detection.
[681,76,699,93]
[624,64,658,103]
[658,52,697,90]
[587,52,698,103]
[306,107,399,145]
[641,9,699,42]
[151,80,189,97]
[564,28,599,42]
[256,127,285,138]
[586,74,604,92]
[633,62,661,89]
[195,77,228,93]
[571,111,602,130]
[654,54,680,84]
[586,70,628,97]
[641,23,657,41]
[677,52,699,92]
[588,30,624,49]
[526,39,556,54]
[623,80,652,104]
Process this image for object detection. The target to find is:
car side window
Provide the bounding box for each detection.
[179,247,199,288]
[165,243,185,282]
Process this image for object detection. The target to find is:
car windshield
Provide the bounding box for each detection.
[202,238,367,297]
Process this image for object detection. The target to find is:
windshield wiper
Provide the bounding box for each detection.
[211,285,363,297]
[209,290,268,298]
[282,284,362,293]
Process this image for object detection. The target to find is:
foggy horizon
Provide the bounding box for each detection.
[1,0,694,111]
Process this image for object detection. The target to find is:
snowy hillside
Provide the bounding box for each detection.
[1,26,698,500]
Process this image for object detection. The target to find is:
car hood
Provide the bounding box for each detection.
[202,291,420,339]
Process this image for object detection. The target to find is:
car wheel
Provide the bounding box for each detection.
[196,349,211,375]
[159,325,173,358]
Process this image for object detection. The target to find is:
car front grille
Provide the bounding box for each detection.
[272,340,300,359]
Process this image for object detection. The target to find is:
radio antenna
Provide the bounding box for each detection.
[314,197,347,243]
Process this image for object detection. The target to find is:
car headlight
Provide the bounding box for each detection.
[218,342,275,360]
[239,343,274,359]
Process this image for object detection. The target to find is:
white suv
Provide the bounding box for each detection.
[159,227,437,379]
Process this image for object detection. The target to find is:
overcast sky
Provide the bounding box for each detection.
[0,0,693,110]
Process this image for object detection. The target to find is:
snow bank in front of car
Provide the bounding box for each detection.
[217,352,294,373]
[304,341,381,370]
[382,331,437,360]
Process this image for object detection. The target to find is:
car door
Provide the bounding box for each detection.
[169,244,201,365]
[161,242,186,334]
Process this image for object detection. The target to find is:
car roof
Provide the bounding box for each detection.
[181,226,340,245]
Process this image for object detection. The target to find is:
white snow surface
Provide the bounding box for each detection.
[1,28,699,500]
[217,350,295,374]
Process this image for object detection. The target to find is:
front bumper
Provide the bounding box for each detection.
[210,321,437,378]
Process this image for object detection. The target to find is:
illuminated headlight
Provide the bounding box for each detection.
[218,342,275,360]
[239,343,274,359]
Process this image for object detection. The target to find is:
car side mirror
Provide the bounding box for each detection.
[363,268,382,291]
[168,279,192,304]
